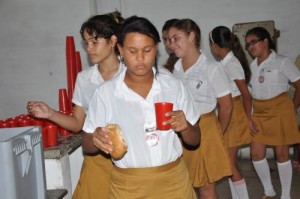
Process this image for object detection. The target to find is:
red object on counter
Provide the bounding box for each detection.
[66,36,76,111]
[59,128,70,136]
[42,126,48,148]
[43,125,58,147]
[0,120,9,128]
[17,119,30,127]
[75,51,82,75]
[59,88,71,112]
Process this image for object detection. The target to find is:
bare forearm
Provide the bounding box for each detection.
[180,123,200,146]
[242,96,252,119]
[218,108,232,133]
[293,88,300,110]
[82,132,100,154]
[48,110,83,133]
[217,94,233,133]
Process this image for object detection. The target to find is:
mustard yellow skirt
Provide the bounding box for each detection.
[72,152,113,199]
[183,111,232,187]
[109,157,196,199]
[224,96,252,148]
[252,92,300,145]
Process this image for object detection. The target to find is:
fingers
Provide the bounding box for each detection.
[249,120,259,136]
[93,127,113,154]
[166,110,188,132]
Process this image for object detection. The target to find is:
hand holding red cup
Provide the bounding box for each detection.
[155,102,173,130]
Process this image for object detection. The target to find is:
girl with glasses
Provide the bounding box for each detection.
[245,27,300,199]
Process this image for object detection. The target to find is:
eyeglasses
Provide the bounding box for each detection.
[245,38,263,49]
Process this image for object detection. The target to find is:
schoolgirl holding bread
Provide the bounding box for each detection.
[168,19,233,199]
[82,16,201,199]
[245,27,300,199]
[209,26,255,199]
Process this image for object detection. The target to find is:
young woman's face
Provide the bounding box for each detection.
[168,27,194,58]
[83,30,116,64]
[118,32,158,77]
[245,34,267,58]
[162,30,172,54]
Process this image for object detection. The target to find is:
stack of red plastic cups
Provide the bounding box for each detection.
[66,36,76,112]
[0,114,58,148]
[58,88,71,136]
[75,51,82,75]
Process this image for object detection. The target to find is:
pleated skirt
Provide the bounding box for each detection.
[109,157,196,199]
[72,153,113,199]
[183,111,232,187]
[252,92,300,145]
[224,96,252,148]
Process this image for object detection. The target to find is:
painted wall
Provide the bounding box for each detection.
[0,0,300,119]
[0,0,90,119]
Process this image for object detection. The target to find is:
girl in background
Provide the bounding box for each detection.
[209,26,256,199]
[161,18,179,73]
[245,27,300,199]
[82,15,201,199]
[27,12,124,199]
[168,19,232,199]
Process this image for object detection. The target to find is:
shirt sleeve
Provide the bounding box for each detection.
[82,88,106,133]
[210,63,231,98]
[281,58,300,83]
[228,60,245,81]
[177,82,201,125]
[72,75,83,107]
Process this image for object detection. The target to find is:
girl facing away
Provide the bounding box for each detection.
[209,25,256,199]
[82,16,201,198]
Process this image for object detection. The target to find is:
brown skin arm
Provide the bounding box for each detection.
[166,110,200,146]
[82,127,113,154]
[292,79,300,110]
[27,101,85,133]
[234,79,259,135]
[217,93,233,133]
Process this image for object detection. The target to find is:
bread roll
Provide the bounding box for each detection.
[106,124,127,159]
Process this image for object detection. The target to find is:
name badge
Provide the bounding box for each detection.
[144,122,160,147]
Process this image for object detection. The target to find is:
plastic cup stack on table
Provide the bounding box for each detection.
[58,88,71,136]
[0,114,59,148]
[66,36,76,111]
[43,125,58,147]
[75,51,82,75]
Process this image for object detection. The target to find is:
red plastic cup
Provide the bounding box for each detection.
[32,119,44,127]
[59,128,70,136]
[59,88,70,112]
[44,125,58,147]
[6,119,18,128]
[42,126,48,148]
[17,119,30,127]
[0,120,9,128]
[155,102,173,130]
[75,51,82,75]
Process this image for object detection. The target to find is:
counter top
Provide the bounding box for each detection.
[44,133,82,159]
[47,189,68,199]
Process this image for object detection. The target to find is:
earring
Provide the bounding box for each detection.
[120,55,124,64]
